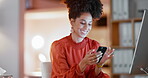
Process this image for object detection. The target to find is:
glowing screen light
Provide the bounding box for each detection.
[32,35,44,49]
[38,53,47,62]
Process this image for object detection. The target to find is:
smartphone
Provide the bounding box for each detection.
[96,46,107,63]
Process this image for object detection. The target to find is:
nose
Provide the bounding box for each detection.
[83,24,89,30]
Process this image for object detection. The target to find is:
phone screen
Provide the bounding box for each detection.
[96,46,107,63]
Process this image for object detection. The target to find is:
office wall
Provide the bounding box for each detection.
[0,0,20,78]
[24,9,71,76]
[129,0,148,18]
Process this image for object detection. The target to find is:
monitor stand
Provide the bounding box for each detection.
[140,67,148,75]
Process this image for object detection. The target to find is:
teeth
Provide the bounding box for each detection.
[81,31,87,33]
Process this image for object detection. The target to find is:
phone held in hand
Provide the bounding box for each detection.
[96,46,107,63]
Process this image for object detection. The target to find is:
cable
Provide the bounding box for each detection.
[140,68,148,75]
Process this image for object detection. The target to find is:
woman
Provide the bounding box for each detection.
[50,0,114,78]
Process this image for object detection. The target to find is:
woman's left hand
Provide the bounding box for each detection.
[97,47,115,65]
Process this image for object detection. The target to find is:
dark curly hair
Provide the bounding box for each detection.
[64,0,103,20]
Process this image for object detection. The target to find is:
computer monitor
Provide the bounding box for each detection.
[129,9,148,75]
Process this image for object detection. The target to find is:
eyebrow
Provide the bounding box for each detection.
[80,19,92,22]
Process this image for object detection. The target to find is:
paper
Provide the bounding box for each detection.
[0,67,6,75]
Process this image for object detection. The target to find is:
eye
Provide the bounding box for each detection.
[88,23,92,26]
[80,22,85,25]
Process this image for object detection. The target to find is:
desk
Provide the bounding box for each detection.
[0,74,13,78]
[25,72,41,78]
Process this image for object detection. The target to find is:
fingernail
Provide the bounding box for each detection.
[98,52,103,55]
[93,49,95,51]
[98,51,102,54]
[97,53,102,56]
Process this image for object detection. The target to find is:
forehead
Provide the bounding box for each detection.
[76,13,92,22]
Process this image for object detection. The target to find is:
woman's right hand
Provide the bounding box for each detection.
[78,49,102,72]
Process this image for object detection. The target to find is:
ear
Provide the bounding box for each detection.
[70,18,75,26]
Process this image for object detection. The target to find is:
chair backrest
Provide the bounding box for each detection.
[41,62,52,78]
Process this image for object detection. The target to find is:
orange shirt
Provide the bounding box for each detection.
[50,34,110,78]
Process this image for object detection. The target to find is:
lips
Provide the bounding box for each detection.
[81,30,88,35]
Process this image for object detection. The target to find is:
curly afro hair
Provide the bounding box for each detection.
[64,0,103,20]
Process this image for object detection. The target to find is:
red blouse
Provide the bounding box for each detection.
[50,34,110,78]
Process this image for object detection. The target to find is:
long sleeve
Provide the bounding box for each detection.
[50,35,110,78]
[50,42,85,78]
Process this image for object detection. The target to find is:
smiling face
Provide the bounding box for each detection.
[70,12,93,39]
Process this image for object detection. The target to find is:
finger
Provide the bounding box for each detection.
[106,47,113,55]
[89,54,99,62]
[96,55,102,63]
[89,54,98,60]
[96,51,102,55]
[87,49,95,54]
[89,59,98,65]
[86,49,96,58]
[89,52,97,57]
[108,54,114,59]
[96,52,103,58]
[107,47,112,53]
[108,49,115,56]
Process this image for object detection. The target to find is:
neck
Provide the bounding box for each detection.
[71,33,84,43]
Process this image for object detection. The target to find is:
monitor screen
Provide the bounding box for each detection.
[129,9,148,75]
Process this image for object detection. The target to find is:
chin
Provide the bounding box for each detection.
[79,34,87,38]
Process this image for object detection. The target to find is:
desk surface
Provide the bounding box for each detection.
[0,74,13,77]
